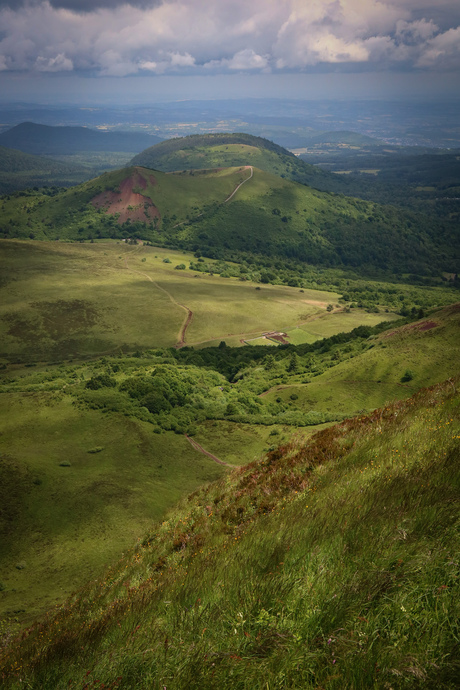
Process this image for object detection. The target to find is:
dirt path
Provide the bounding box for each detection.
[176,307,193,348]
[122,248,193,347]
[184,434,232,467]
[119,167,254,346]
[172,165,253,229]
[224,166,253,202]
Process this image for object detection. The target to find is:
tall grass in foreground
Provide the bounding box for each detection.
[1,378,459,689]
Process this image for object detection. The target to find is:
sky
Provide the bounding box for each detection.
[0,0,459,103]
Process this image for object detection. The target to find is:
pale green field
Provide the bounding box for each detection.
[287,310,400,343]
[244,336,278,346]
[194,420,334,465]
[0,240,352,360]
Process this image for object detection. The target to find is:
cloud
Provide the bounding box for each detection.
[206,49,268,71]
[0,0,161,10]
[416,26,460,68]
[0,0,459,77]
[35,52,73,71]
[169,52,195,68]
[396,18,439,42]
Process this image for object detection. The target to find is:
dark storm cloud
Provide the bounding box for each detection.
[0,0,161,9]
[0,1,459,76]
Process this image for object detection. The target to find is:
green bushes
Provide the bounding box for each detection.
[401,369,415,382]
[85,374,117,390]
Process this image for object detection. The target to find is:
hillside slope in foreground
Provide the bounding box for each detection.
[2,376,459,689]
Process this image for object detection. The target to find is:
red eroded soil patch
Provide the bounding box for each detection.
[91,171,160,225]
[417,321,438,331]
[385,320,439,338]
[268,334,290,344]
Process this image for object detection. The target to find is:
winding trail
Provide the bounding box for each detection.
[123,249,192,347]
[176,307,193,348]
[172,165,253,229]
[224,165,253,202]
[185,434,232,467]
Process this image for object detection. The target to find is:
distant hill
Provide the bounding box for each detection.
[0,145,76,174]
[1,163,458,277]
[130,133,332,188]
[0,122,163,156]
[0,145,87,194]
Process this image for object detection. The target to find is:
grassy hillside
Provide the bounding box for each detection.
[0,165,248,242]
[0,122,162,156]
[131,132,334,188]
[0,300,458,635]
[1,163,458,278]
[1,374,458,688]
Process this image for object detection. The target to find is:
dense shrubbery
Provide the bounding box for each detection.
[73,316,408,433]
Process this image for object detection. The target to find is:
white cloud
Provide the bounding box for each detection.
[35,52,73,71]
[0,0,458,76]
[228,49,268,70]
[416,26,460,68]
[168,52,196,68]
[98,50,138,77]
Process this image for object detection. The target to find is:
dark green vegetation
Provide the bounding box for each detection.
[0,146,90,195]
[0,122,162,156]
[299,143,460,220]
[1,373,458,688]
[1,159,459,280]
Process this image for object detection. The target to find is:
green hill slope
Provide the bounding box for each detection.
[0,146,75,175]
[1,164,458,277]
[0,300,458,637]
[1,374,458,688]
[0,145,86,194]
[130,132,330,187]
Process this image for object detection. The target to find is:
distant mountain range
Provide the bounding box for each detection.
[0,122,163,155]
